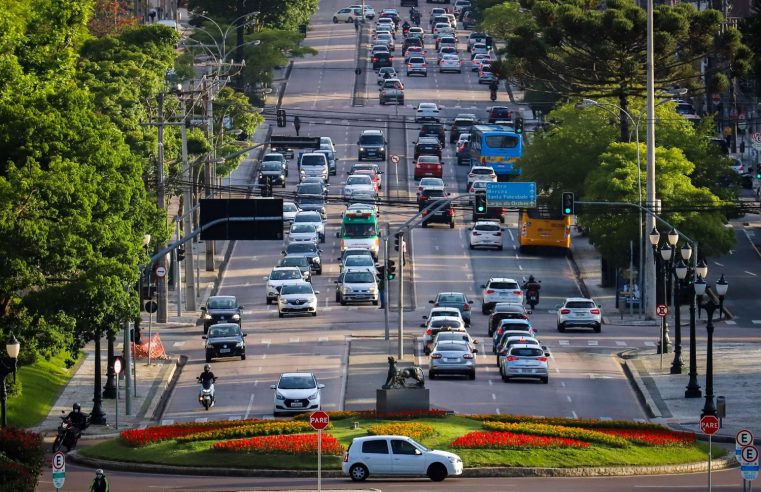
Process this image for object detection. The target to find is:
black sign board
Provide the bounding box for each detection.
[269,136,321,149]
[200,199,283,241]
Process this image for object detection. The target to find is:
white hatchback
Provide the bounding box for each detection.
[469,221,503,250]
[557,297,602,333]
[270,372,324,416]
[481,278,523,314]
[343,435,463,482]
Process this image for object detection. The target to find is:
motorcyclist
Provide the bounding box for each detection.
[402,20,410,35]
[199,363,217,385]
[523,275,541,296]
[89,469,109,492]
[65,402,89,433]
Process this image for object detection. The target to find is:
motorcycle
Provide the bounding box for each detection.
[490,88,497,101]
[52,413,90,452]
[522,278,541,310]
[197,377,216,410]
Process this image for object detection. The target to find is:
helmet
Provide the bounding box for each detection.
[204,363,211,372]
[95,469,104,477]
[73,403,81,412]
[528,275,536,282]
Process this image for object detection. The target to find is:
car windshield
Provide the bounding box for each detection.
[409,57,425,64]
[299,197,324,205]
[511,347,544,357]
[287,243,317,253]
[281,284,313,295]
[283,203,298,212]
[301,155,325,166]
[291,224,317,233]
[420,178,444,187]
[438,294,466,303]
[345,271,375,283]
[360,135,384,145]
[207,297,237,309]
[343,222,377,237]
[490,281,519,290]
[347,176,371,185]
[422,189,445,197]
[295,214,320,223]
[278,375,316,389]
[567,301,596,309]
[263,154,283,162]
[208,325,240,338]
[345,256,374,267]
[261,162,282,171]
[270,269,302,280]
[471,168,493,174]
[419,104,437,110]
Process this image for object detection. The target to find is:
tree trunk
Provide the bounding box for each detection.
[619,93,630,143]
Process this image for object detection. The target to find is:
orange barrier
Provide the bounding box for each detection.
[132,333,169,360]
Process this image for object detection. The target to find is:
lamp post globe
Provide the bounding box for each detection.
[1,333,21,428]
[649,227,660,247]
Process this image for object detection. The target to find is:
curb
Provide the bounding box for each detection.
[67,451,737,478]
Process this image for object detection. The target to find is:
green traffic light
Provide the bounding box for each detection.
[563,207,571,214]
[387,274,395,280]
[477,206,485,213]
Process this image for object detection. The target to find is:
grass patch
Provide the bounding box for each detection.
[80,415,725,470]
[7,351,82,428]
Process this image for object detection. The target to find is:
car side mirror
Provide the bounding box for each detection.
[420,323,426,327]
[201,335,207,339]
[314,291,320,295]
[239,305,244,309]
[429,300,435,304]
[263,276,269,280]
[527,309,533,315]
[242,333,248,337]
[270,384,277,390]
[318,384,326,389]
[473,339,479,344]
[281,251,286,255]
[415,449,422,455]
[422,315,428,319]
[200,306,207,311]
[473,348,479,353]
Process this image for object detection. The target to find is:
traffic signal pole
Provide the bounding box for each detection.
[383,228,390,341]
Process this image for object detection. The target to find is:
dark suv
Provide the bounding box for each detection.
[372,52,393,70]
[419,123,446,146]
[414,137,442,159]
[450,114,478,143]
[201,296,243,334]
[487,106,512,124]
[357,130,387,160]
[421,199,455,228]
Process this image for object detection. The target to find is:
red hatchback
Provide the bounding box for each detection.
[414,156,443,179]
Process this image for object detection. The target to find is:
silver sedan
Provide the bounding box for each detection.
[428,340,476,380]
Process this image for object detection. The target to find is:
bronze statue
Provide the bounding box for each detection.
[382,356,425,389]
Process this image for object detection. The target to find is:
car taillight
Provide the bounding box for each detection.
[513,291,523,296]
[431,353,442,359]
[506,356,519,361]
[590,308,601,315]
[343,453,349,462]
[389,56,394,60]
[463,304,470,311]
[485,290,495,295]
[560,309,571,314]
[448,208,454,216]
[463,353,474,359]
[425,328,432,335]
[372,57,378,62]
[423,210,429,216]
[535,356,548,362]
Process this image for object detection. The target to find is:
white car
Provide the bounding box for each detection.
[557,297,602,333]
[287,222,320,245]
[375,32,395,51]
[264,267,305,304]
[282,201,299,226]
[343,435,463,482]
[422,316,466,352]
[271,372,324,416]
[278,281,319,317]
[343,174,376,200]
[407,26,424,39]
[467,166,497,190]
[469,220,503,250]
[470,42,489,58]
[472,54,492,72]
[454,0,471,15]
[340,254,377,274]
[350,4,376,19]
[433,23,453,39]
[439,54,462,73]
[481,277,523,313]
[417,177,446,198]
[415,102,440,122]
[293,211,325,242]
[333,7,360,23]
[376,17,395,30]
[496,335,543,370]
[422,306,465,326]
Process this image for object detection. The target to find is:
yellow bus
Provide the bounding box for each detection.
[518,207,572,253]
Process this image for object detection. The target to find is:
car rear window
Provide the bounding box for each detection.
[489,282,519,290]
[435,342,468,352]
[409,57,426,64]
[430,319,463,328]
[511,347,544,357]
[566,301,596,309]
[362,439,389,454]
[475,223,500,231]
[438,294,465,303]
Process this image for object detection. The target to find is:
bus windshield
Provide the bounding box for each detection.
[343,222,377,237]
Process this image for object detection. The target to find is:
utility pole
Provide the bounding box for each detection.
[203,78,215,271]
[644,0,657,321]
[397,232,404,359]
[156,92,168,323]
[180,97,196,310]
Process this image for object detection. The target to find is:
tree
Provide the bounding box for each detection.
[87,0,138,38]
[741,0,761,97]
[504,0,751,141]
[187,0,320,31]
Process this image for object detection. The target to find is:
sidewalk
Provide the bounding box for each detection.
[570,230,760,443]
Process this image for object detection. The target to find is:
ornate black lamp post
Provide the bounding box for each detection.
[716,274,728,319]
[686,274,706,398]
[102,331,117,399]
[90,331,107,425]
[670,258,688,374]
[699,276,728,417]
[0,333,21,428]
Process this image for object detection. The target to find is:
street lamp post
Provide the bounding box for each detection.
[90,331,107,425]
[671,258,687,374]
[649,227,672,354]
[716,274,728,319]
[0,333,21,428]
[700,298,721,417]
[686,274,707,398]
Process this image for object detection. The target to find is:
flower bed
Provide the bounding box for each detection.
[597,428,696,447]
[367,422,436,441]
[121,420,261,446]
[213,433,344,455]
[467,414,666,431]
[451,431,590,449]
[174,421,312,443]
[482,421,630,447]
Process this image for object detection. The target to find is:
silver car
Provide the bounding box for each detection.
[336,269,379,305]
[432,330,479,353]
[293,211,325,243]
[557,297,602,332]
[501,344,549,384]
[422,316,465,354]
[429,340,476,380]
[264,267,305,304]
[287,223,320,245]
[278,282,319,317]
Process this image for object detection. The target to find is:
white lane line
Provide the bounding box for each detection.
[518,264,523,271]
[599,417,612,421]
[488,379,493,386]
[228,415,242,421]
[744,271,757,276]
[491,393,496,400]
[253,380,258,387]
[195,417,208,423]
[558,340,570,346]
[507,229,515,241]
[566,395,573,403]
[571,411,578,419]
[262,354,267,359]
[161,419,174,426]
[289,337,300,343]
[725,320,736,325]
[244,394,255,420]
[496,408,501,414]
[644,341,656,347]
[262,339,271,345]
[616,341,628,346]
[752,320,761,325]
[587,340,599,346]
[713,261,724,267]
[319,337,329,342]
[560,381,566,388]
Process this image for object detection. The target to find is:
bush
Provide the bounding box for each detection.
[120,419,261,446]
[367,422,436,441]
[213,433,344,455]
[0,428,44,492]
[0,455,36,492]
[466,414,666,431]
[451,431,590,449]
[5,376,22,397]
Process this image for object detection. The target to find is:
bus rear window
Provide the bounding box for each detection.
[485,135,519,148]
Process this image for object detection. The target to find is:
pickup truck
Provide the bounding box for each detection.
[298,152,329,182]
[379,78,405,105]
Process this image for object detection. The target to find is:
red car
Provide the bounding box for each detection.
[414,156,443,180]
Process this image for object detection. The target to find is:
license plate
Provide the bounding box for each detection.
[445,358,458,362]
[219,348,230,353]
[290,402,303,408]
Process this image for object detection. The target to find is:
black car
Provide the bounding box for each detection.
[296,181,328,196]
[487,106,512,124]
[429,291,474,326]
[283,243,322,274]
[488,304,529,336]
[450,115,478,143]
[201,296,243,334]
[417,187,448,205]
[203,323,247,362]
[414,137,443,159]
[277,256,312,282]
[402,36,423,55]
[258,161,287,187]
[372,52,393,70]
[294,195,326,219]
[419,123,446,146]
[420,199,454,228]
[357,130,387,160]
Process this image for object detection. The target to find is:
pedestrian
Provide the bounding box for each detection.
[148,8,156,23]
[378,271,386,309]
[354,17,359,33]
[89,469,109,492]
[293,115,301,136]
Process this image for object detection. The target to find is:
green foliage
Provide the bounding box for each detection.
[187,0,319,31]
[0,427,44,492]
[741,0,761,96]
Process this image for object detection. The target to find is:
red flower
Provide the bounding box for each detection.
[450,431,589,449]
[213,433,344,455]
[597,428,695,446]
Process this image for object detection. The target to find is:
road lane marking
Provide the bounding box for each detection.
[319,337,329,342]
[558,340,570,346]
[496,408,501,414]
[172,341,186,347]
[713,261,723,267]
[244,394,255,420]
[161,419,174,425]
[228,415,242,421]
[566,395,573,403]
[262,354,267,359]
[752,320,761,325]
[261,338,271,345]
[644,341,656,347]
[616,341,628,346]
[744,271,757,276]
[491,393,496,400]
[488,379,493,386]
[195,417,208,423]
[560,381,566,388]
[518,264,523,271]
[725,320,736,325]
[587,340,598,346]
[571,411,578,419]
[600,417,612,421]
[289,337,300,343]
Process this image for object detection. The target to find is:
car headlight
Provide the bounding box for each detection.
[204,314,212,320]
[235,342,244,348]
[276,392,285,400]
[308,391,319,400]
[308,297,318,305]
[312,257,320,263]
[447,456,461,463]
[232,314,240,320]
[342,287,352,294]
[359,147,365,151]
[368,287,377,293]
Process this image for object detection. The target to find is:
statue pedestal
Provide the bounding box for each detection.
[376,388,430,414]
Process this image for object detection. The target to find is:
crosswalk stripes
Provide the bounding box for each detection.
[172,341,186,347]
[724,320,736,325]
[228,415,242,421]
[194,417,208,423]
[558,340,570,346]
[753,320,761,325]
[587,340,598,346]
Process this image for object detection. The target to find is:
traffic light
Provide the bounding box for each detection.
[394,233,401,251]
[756,167,761,180]
[376,266,385,283]
[387,260,396,280]
[276,109,286,128]
[474,192,487,214]
[176,246,186,262]
[514,116,524,134]
[562,192,575,216]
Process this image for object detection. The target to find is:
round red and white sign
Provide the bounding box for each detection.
[655,304,669,317]
[390,155,400,164]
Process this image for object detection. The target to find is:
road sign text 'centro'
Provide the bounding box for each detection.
[310,411,330,430]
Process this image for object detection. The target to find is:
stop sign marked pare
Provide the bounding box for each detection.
[699,415,720,435]
[310,411,330,430]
